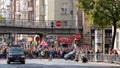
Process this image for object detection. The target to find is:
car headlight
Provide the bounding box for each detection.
[21,55,25,58]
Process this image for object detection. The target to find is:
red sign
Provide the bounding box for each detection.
[75,33,81,40]
[40,40,47,46]
[56,37,74,44]
[56,20,62,27]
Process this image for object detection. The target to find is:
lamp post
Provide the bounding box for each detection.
[76,8,79,33]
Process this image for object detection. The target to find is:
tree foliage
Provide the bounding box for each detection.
[0,15,4,23]
[77,0,120,49]
[117,21,120,28]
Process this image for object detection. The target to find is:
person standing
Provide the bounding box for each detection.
[49,48,54,61]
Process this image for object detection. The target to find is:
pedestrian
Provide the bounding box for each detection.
[96,49,100,62]
[49,48,54,61]
[74,49,79,62]
[81,56,88,63]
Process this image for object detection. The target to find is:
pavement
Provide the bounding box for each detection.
[0,59,120,66]
[27,59,120,66]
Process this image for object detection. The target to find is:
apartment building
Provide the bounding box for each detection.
[0,0,11,18]
[35,0,80,28]
[16,0,28,20]
[0,0,35,21]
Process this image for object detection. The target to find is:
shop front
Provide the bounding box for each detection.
[55,36,75,47]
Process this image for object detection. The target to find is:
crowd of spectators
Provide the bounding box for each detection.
[0,43,119,60]
[0,45,7,59]
[22,44,75,59]
[0,44,76,59]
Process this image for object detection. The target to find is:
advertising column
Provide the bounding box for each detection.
[95,30,102,52]
[95,30,101,62]
[95,29,105,62]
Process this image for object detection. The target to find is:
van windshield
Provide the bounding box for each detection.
[9,47,24,54]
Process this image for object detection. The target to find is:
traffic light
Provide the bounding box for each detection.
[51,22,54,28]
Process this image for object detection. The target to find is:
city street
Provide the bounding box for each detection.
[0,59,120,68]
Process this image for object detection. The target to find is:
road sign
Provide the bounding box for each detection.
[40,40,47,46]
[49,35,54,39]
[56,20,62,27]
[75,33,81,40]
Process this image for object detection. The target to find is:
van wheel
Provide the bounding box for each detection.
[7,61,10,64]
[21,61,25,64]
[71,56,75,60]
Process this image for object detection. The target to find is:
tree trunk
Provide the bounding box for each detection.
[111,20,116,50]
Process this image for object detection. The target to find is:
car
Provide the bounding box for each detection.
[64,50,76,60]
[7,45,25,64]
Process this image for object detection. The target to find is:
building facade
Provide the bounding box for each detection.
[35,0,81,28]
[0,0,11,18]
[114,28,120,54]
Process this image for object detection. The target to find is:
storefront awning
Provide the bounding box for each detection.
[56,37,74,44]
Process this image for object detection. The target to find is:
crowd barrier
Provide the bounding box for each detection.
[78,54,120,64]
[0,52,120,64]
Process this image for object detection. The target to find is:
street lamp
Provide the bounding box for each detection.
[75,7,78,33]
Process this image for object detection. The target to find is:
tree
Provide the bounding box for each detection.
[0,15,5,23]
[77,0,120,50]
[117,21,120,28]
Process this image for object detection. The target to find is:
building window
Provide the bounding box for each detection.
[36,5,39,16]
[63,21,68,26]
[61,3,68,15]
[40,6,45,15]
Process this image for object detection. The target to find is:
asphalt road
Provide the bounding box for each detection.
[0,59,120,68]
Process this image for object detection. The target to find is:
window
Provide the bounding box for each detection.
[63,21,68,26]
[61,3,68,15]
[40,6,45,15]
[36,5,39,16]
[16,1,20,12]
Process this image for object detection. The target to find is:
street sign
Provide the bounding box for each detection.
[40,40,47,46]
[75,33,81,40]
[56,20,62,27]
[49,35,54,39]
[49,35,54,43]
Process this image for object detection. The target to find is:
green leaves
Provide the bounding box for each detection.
[77,0,96,13]
[117,21,120,28]
[0,15,5,23]
[77,0,120,29]
[77,0,120,49]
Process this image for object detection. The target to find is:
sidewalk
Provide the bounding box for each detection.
[38,59,120,66]
[88,61,120,66]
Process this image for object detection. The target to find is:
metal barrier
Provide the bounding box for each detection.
[78,54,120,63]
[23,52,120,64]
[0,49,120,64]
